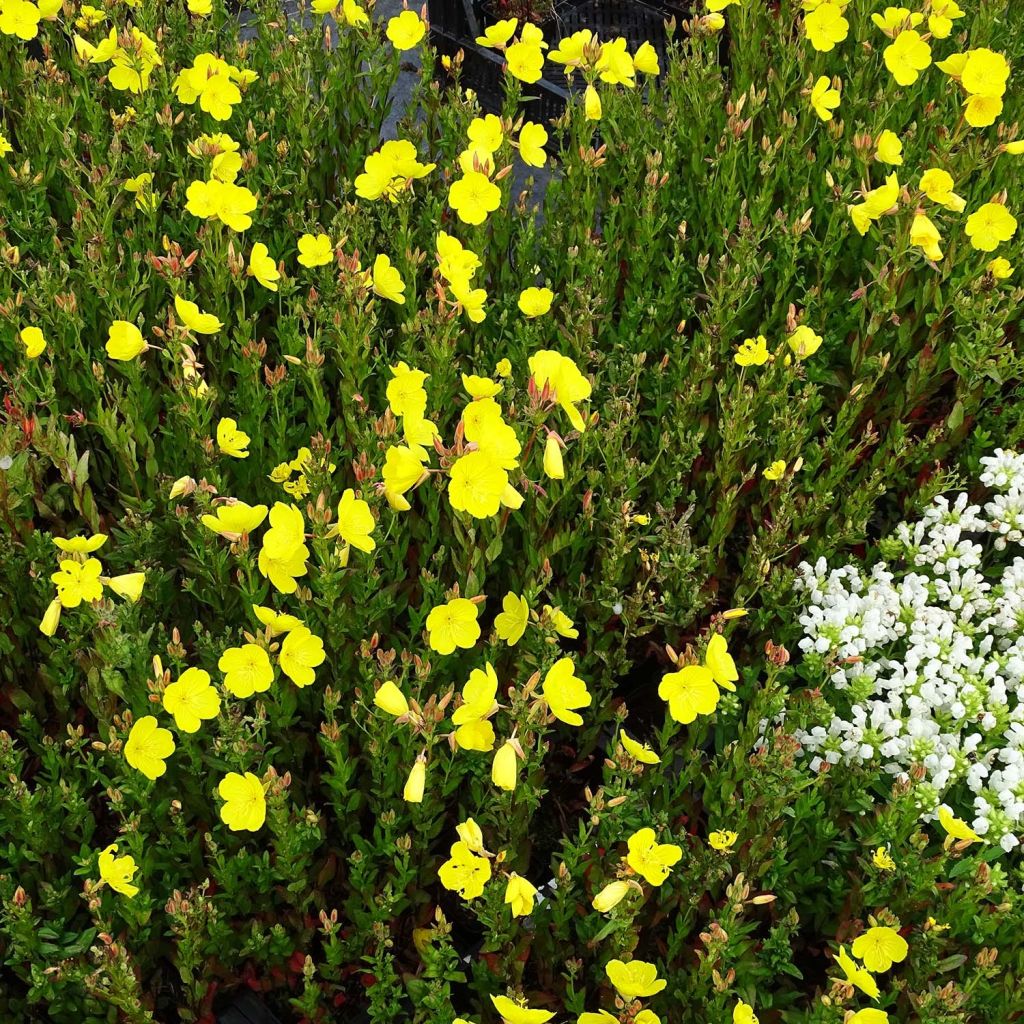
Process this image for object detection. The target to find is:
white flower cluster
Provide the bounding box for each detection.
[793,450,1024,854]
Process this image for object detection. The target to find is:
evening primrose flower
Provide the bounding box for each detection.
[403,758,426,802]
[52,558,104,607]
[910,212,943,261]
[735,334,769,366]
[331,489,375,552]
[873,846,896,870]
[884,30,931,86]
[219,644,274,698]
[620,730,660,764]
[98,844,139,898]
[476,17,517,47]
[804,2,848,52]
[705,633,738,689]
[449,170,502,226]
[961,47,1009,99]
[279,626,325,687]
[988,257,1013,279]
[386,10,425,50]
[371,254,406,304]
[870,6,922,37]
[248,242,280,290]
[504,873,538,917]
[453,662,499,751]
[518,122,548,167]
[763,460,787,481]
[810,76,840,121]
[253,604,302,636]
[201,500,268,537]
[518,286,554,317]
[592,880,630,912]
[584,84,602,120]
[106,320,147,360]
[19,326,46,358]
[449,450,510,518]
[53,533,108,556]
[494,592,530,645]
[297,232,333,268]
[490,995,553,1024]
[626,827,682,885]
[605,959,665,1000]
[528,350,592,431]
[633,40,659,75]
[874,129,903,165]
[596,37,635,87]
[851,925,909,973]
[174,295,223,334]
[505,40,544,83]
[541,658,591,726]
[659,664,720,723]
[544,604,578,639]
[965,202,1017,252]
[258,502,309,593]
[787,324,823,359]
[381,445,427,509]
[217,417,250,458]
[928,0,963,38]
[124,716,175,779]
[543,435,565,480]
[848,1011,889,1024]
[426,598,481,655]
[354,139,435,201]
[709,830,738,851]
[374,680,409,717]
[39,599,62,636]
[163,667,220,733]
[849,173,901,234]
[492,739,518,790]
[217,771,266,831]
[918,168,965,211]
[835,944,880,998]
[439,840,492,898]
[938,805,982,843]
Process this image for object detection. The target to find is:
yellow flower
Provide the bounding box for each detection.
[248,242,281,290]
[763,460,787,481]
[385,10,425,50]
[735,334,769,366]
[355,139,435,201]
[456,818,486,853]
[874,129,903,165]
[201,500,269,537]
[518,286,554,317]
[494,592,530,645]
[872,846,896,870]
[426,598,481,654]
[387,361,429,418]
[884,30,931,86]
[505,41,544,83]
[39,598,62,636]
[626,827,682,885]
[810,75,840,121]
[541,658,591,726]
[218,644,274,698]
[592,879,630,911]
[528,349,592,431]
[965,93,1003,127]
[98,844,139,898]
[492,739,518,791]
[174,295,222,334]
[403,757,426,802]
[633,40,659,75]
[961,47,1009,98]
[297,232,333,268]
[848,1010,889,1024]
[496,357,513,378]
[106,320,147,361]
[705,633,738,689]
[965,202,1017,252]
[658,664,720,723]
[709,830,738,851]
[584,84,602,120]
[439,840,492,898]
[543,434,565,480]
[910,212,943,261]
[217,417,250,459]
[217,771,266,831]
[449,171,502,226]
[124,716,175,779]
[938,805,982,842]
[733,1001,759,1024]
[462,374,503,400]
[188,0,212,16]
[106,572,146,602]
[851,925,909,973]
[453,662,499,751]
[449,450,509,518]
[253,604,303,636]
[606,958,665,1000]
[381,445,427,509]
[51,557,104,607]
[330,488,375,553]
[52,532,103,555]
[20,325,47,358]
[927,0,963,37]
[549,29,592,68]
[918,168,965,211]
[804,2,848,52]
[374,680,409,717]
[490,995,553,1024]
[870,6,922,37]
[518,122,548,167]
[787,324,823,359]
[835,943,880,998]
[987,257,1013,279]
[504,873,538,917]
[258,502,309,594]
[476,17,517,47]
[163,667,220,733]
[279,626,325,687]
[371,253,406,304]
[620,729,660,764]
[596,37,635,87]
